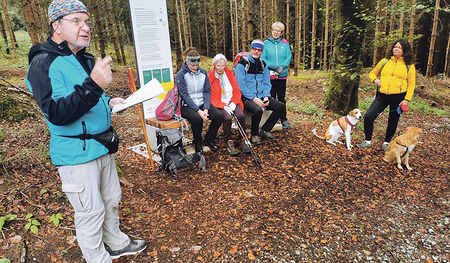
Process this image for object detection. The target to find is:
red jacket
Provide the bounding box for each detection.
[208,67,243,110]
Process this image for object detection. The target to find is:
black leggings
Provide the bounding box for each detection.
[270,79,287,121]
[363,91,405,143]
[181,105,223,144]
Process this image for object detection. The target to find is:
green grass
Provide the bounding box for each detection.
[0,30,31,71]
[290,70,329,80]
[408,99,449,116]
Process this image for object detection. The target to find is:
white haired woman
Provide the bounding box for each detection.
[208,54,250,156]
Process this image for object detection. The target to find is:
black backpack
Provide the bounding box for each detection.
[156,128,206,178]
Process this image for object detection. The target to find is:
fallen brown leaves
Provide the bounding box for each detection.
[1,70,449,262]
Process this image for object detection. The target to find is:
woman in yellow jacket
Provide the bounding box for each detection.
[357,39,416,151]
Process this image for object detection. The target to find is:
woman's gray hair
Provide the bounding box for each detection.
[212,53,227,66]
[272,21,285,32]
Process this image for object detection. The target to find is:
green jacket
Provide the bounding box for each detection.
[261,36,292,79]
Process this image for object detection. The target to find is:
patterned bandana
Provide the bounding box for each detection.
[48,0,89,23]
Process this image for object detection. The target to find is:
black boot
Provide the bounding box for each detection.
[204,140,218,151]
[194,141,203,153]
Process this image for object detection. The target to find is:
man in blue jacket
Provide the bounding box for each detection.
[25,0,146,262]
[235,39,286,145]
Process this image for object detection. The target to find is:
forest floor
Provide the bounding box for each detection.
[1,68,450,263]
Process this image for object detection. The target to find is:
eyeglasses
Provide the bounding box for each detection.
[272,29,283,33]
[251,48,262,52]
[188,58,200,63]
[60,18,95,28]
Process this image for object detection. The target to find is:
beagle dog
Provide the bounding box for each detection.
[312,109,363,151]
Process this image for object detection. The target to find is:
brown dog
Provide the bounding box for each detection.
[383,127,423,170]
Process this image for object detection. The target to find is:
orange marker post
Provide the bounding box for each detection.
[128,68,155,170]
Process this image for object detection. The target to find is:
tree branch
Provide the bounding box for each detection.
[0,77,33,97]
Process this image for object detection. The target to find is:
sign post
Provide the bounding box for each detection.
[128,0,173,151]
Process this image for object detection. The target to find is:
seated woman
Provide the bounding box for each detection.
[176,47,223,153]
[208,54,250,156]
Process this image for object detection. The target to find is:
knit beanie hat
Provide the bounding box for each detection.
[250,39,264,51]
[48,0,89,23]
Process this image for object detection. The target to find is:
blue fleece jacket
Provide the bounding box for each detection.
[234,55,271,100]
[261,36,292,79]
[26,38,111,166]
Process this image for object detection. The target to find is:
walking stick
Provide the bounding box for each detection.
[128,68,155,170]
[230,112,262,169]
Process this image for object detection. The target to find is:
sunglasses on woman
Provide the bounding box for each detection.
[189,58,200,63]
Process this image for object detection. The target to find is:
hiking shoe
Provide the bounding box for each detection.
[204,140,218,151]
[225,140,238,156]
[281,120,291,129]
[106,240,147,259]
[239,139,251,154]
[251,135,262,145]
[381,143,389,152]
[356,141,372,149]
[259,130,277,142]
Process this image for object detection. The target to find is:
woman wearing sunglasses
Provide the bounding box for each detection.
[176,47,223,153]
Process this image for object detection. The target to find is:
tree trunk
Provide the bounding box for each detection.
[0,8,10,54]
[172,0,183,71]
[213,0,219,54]
[323,0,330,70]
[285,0,289,43]
[386,0,396,55]
[408,0,416,49]
[186,9,192,47]
[241,0,246,51]
[310,0,317,70]
[325,0,367,114]
[302,0,306,67]
[112,3,126,65]
[444,31,450,80]
[21,0,39,45]
[1,0,17,55]
[373,0,382,67]
[399,0,405,36]
[180,0,189,49]
[294,0,299,76]
[91,0,106,57]
[197,1,201,53]
[176,0,184,52]
[230,0,235,56]
[247,0,253,47]
[105,0,122,64]
[31,0,45,42]
[234,0,239,53]
[204,0,209,56]
[426,0,440,77]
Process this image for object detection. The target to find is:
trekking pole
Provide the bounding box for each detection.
[128,68,155,170]
[231,112,262,169]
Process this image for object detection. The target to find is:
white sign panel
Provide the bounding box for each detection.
[128,0,174,119]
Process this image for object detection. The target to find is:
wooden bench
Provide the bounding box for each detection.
[146,117,190,129]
